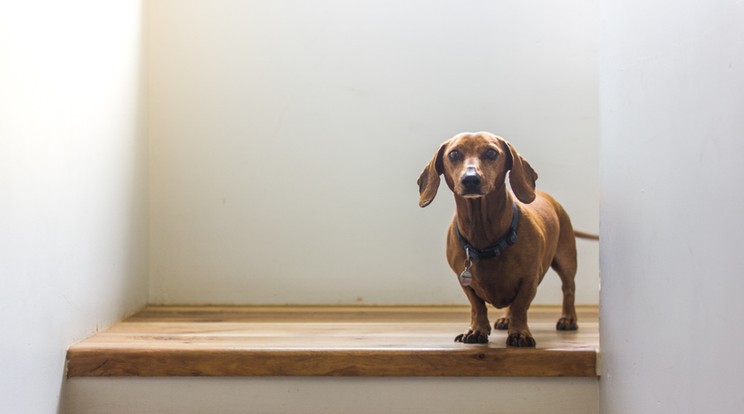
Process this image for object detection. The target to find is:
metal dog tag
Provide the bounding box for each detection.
[459,269,473,286]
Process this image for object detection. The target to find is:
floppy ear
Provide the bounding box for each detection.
[417,141,449,207]
[503,141,538,203]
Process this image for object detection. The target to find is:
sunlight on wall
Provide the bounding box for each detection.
[147,0,599,305]
[0,2,147,412]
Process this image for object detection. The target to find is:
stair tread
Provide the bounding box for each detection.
[66,305,598,377]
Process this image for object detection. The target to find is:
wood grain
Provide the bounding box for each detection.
[66,305,598,377]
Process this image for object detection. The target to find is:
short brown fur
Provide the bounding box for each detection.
[417,132,579,347]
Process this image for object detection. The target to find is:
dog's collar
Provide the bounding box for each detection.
[455,202,519,261]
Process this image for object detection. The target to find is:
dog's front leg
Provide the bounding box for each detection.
[505,283,538,347]
[454,288,491,344]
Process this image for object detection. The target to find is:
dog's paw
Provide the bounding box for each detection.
[556,317,578,331]
[454,330,489,344]
[506,332,536,347]
[494,317,510,330]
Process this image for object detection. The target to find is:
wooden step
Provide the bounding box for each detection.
[66,305,598,377]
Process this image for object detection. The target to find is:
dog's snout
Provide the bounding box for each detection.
[461,166,482,190]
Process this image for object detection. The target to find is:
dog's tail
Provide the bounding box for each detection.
[574,230,599,241]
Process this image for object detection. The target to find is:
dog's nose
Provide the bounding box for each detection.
[461,167,482,190]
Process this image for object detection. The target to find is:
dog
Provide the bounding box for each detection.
[417,132,592,347]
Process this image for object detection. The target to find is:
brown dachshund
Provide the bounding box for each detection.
[418,132,585,347]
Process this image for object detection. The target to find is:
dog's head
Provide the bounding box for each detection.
[417,132,538,207]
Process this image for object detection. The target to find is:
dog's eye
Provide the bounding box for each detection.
[448,150,460,161]
[485,149,498,160]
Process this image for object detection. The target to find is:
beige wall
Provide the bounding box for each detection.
[147,0,600,305]
[0,2,148,412]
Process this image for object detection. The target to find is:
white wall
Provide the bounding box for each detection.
[600,1,744,413]
[0,1,148,413]
[62,377,597,414]
[148,0,600,305]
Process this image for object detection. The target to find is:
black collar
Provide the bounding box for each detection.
[455,202,519,261]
